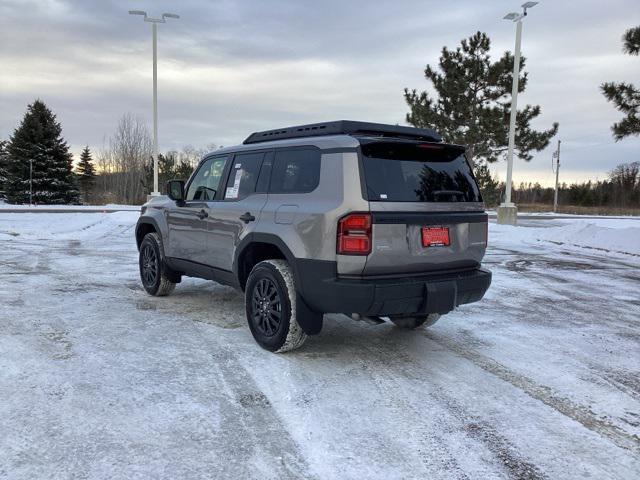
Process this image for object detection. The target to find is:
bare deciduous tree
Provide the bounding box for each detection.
[96,114,151,204]
[93,115,220,204]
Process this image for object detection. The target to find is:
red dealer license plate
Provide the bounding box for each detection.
[421,226,450,247]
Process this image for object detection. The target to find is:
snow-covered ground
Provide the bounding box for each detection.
[0,203,141,211]
[0,212,638,479]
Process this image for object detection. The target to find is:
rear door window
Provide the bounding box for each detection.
[223,152,265,201]
[360,141,482,202]
[270,148,320,194]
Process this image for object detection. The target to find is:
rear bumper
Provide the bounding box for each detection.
[295,260,492,316]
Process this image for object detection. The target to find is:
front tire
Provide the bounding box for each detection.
[389,313,441,329]
[245,260,307,353]
[139,232,176,296]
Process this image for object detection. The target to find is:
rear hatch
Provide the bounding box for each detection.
[358,138,487,276]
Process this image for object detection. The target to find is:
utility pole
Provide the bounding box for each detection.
[29,158,33,206]
[497,1,539,225]
[553,140,561,213]
[129,10,180,196]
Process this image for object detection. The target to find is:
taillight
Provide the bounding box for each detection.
[337,213,372,255]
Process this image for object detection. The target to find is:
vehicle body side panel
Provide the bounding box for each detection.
[207,193,269,271]
[257,152,359,262]
[165,201,210,263]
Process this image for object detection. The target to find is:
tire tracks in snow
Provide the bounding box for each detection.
[355,340,547,480]
[355,353,474,479]
[188,323,319,480]
[486,247,640,332]
[423,330,640,455]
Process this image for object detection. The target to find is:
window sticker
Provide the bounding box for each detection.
[380,194,388,199]
[225,169,243,199]
[235,163,241,169]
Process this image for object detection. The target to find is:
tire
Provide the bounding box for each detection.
[245,259,307,353]
[389,313,441,329]
[139,232,176,297]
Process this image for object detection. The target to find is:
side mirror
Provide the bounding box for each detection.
[166,180,186,205]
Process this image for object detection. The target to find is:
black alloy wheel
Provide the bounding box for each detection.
[244,260,307,352]
[141,242,159,288]
[251,278,283,337]
[139,232,176,296]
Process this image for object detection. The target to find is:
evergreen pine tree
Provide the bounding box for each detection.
[601,26,640,140]
[158,152,176,188]
[174,159,194,180]
[474,162,502,207]
[5,100,80,204]
[76,146,96,204]
[404,32,558,166]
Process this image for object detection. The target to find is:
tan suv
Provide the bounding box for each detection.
[135,121,492,352]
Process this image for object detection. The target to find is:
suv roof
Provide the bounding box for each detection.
[243,120,442,145]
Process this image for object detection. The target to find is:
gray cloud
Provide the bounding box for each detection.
[1,0,638,185]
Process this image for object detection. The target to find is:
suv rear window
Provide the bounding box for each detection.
[359,141,482,202]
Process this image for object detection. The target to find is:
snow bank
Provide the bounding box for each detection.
[537,222,640,256]
[0,211,139,240]
[0,203,141,210]
[490,218,640,257]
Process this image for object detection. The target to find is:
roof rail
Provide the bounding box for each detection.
[242,120,442,144]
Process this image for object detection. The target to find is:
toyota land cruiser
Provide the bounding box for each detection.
[135,121,491,352]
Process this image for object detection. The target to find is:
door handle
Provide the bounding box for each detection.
[239,212,256,224]
[197,209,208,220]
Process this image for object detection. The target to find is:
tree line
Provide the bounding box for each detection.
[477,162,640,210]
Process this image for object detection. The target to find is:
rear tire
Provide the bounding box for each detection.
[389,313,441,329]
[139,232,176,297]
[245,260,307,353]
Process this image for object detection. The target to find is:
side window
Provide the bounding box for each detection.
[223,152,265,200]
[186,155,228,201]
[270,148,320,194]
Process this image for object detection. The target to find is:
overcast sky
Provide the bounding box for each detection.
[1,0,638,186]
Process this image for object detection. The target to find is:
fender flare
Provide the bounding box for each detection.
[135,216,162,250]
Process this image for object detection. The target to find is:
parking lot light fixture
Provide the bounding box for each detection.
[497,1,538,225]
[128,9,180,196]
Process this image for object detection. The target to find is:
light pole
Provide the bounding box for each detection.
[497,1,538,225]
[129,10,180,196]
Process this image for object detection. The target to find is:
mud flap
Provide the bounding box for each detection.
[164,266,182,284]
[422,280,458,314]
[296,292,323,335]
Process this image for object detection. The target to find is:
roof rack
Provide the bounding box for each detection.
[242,120,442,144]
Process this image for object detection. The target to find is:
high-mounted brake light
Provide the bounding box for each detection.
[417,143,444,150]
[337,213,372,255]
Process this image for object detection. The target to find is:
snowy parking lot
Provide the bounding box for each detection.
[0,210,639,479]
